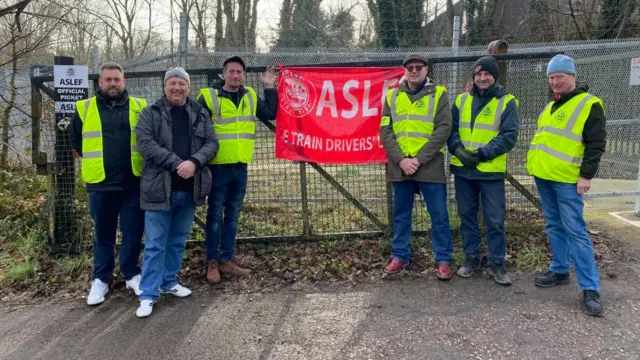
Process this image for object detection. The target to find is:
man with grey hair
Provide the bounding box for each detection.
[134,67,218,318]
[70,62,148,306]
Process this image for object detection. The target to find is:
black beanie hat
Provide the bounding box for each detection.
[472,56,499,81]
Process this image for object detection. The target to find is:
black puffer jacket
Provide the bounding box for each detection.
[549,84,606,179]
[135,96,219,211]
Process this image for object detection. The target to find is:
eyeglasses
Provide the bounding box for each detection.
[405,65,424,72]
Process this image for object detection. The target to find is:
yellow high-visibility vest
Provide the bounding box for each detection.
[450,92,518,173]
[198,87,258,164]
[380,85,447,156]
[527,93,603,183]
[76,96,147,184]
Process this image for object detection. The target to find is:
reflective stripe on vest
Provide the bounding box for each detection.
[450,92,516,173]
[527,93,603,183]
[382,85,446,157]
[76,96,147,184]
[199,87,257,164]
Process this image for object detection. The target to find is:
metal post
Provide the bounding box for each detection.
[299,162,311,235]
[91,45,101,74]
[635,157,640,216]
[179,12,188,68]
[30,85,42,167]
[445,16,461,202]
[385,165,394,234]
[450,15,461,103]
[53,55,77,252]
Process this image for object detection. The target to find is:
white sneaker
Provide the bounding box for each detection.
[125,274,142,296]
[87,279,109,306]
[160,284,192,298]
[136,300,154,318]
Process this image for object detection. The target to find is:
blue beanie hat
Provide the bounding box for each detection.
[547,55,576,76]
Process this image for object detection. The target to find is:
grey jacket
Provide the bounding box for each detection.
[135,96,219,211]
[380,79,452,183]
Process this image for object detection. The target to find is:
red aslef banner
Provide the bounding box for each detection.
[275,66,404,164]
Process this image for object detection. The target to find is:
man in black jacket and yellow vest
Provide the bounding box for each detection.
[197,56,278,283]
[70,62,147,306]
[448,56,519,285]
[528,55,606,316]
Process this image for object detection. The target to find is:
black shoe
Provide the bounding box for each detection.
[487,264,512,286]
[583,290,603,316]
[456,257,481,278]
[534,271,570,288]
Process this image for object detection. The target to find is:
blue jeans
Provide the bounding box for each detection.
[205,164,248,262]
[535,177,600,291]
[139,191,196,301]
[391,180,453,264]
[454,176,506,265]
[88,189,144,283]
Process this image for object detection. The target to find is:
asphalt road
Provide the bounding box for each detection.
[2,263,640,360]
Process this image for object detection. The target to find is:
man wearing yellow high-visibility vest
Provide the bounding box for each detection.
[528,55,606,316]
[448,56,520,286]
[380,54,455,280]
[197,56,278,283]
[70,63,147,306]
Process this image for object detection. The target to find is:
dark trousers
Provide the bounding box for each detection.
[454,176,506,265]
[205,164,248,262]
[391,180,453,263]
[89,188,145,283]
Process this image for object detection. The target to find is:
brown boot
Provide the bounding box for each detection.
[219,260,251,277]
[207,260,221,284]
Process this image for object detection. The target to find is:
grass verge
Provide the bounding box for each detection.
[0,165,624,304]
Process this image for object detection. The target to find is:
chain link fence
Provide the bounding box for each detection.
[1,67,36,166]
[26,38,640,250]
[119,38,640,203]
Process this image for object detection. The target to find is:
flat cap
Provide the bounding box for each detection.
[403,54,429,66]
[223,55,246,71]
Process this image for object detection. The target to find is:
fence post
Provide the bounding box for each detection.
[179,12,188,68]
[53,55,77,252]
[91,45,101,74]
[30,83,42,168]
[385,166,393,234]
[450,15,461,103]
[635,156,640,216]
[299,162,311,235]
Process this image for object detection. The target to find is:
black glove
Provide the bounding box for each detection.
[455,147,479,167]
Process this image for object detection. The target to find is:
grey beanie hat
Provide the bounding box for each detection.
[164,67,190,86]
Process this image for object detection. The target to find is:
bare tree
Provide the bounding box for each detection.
[0,33,17,174]
[0,0,74,172]
[214,0,223,48]
[0,0,31,30]
[0,0,69,67]
[94,0,154,60]
[247,0,259,49]
[365,0,380,44]
[216,0,259,48]
[57,6,104,65]
[192,0,214,49]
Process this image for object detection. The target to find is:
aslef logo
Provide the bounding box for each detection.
[280,70,317,117]
[66,67,75,77]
